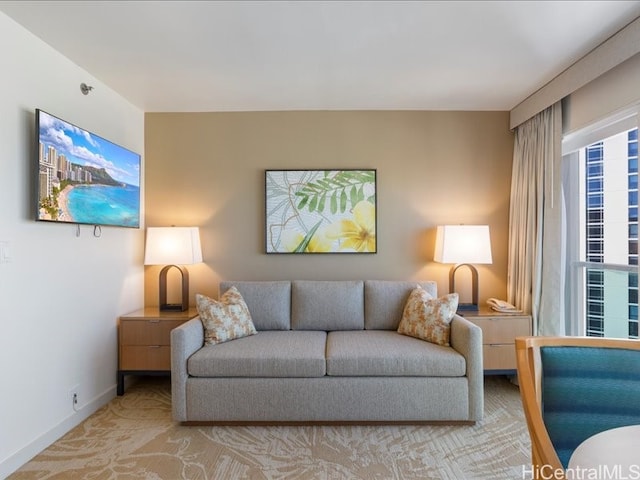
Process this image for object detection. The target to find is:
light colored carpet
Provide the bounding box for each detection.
[10,376,531,479]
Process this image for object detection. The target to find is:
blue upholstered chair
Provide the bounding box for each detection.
[515,336,640,479]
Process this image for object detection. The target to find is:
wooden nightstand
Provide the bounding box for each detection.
[460,307,532,375]
[117,307,198,395]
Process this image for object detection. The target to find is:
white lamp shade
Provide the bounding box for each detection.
[144,227,203,265]
[434,225,493,264]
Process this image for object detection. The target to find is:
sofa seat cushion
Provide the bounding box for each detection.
[188,331,327,378]
[326,331,466,377]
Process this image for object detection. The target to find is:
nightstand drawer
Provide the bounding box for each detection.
[120,320,184,346]
[462,308,532,374]
[117,307,198,395]
[483,344,517,371]
[120,345,171,370]
[471,316,531,344]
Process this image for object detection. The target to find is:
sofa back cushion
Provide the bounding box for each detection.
[291,280,364,331]
[364,280,438,330]
[220,281,291,330]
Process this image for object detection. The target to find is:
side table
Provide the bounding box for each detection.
[117,306,198,395]
[460,307,532,375]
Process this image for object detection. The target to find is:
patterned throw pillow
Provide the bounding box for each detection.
[196,287,257,345]
[397,286,459,346]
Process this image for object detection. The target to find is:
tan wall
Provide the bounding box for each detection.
[144,111,514,305]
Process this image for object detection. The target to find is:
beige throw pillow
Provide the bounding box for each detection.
[397,286,459,346]
[196,287,257,345]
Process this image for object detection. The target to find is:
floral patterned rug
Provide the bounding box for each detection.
[10,376,530,479]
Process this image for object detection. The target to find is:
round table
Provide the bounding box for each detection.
[568,425,640,474]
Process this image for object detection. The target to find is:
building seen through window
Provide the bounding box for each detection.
[582,128,638,338]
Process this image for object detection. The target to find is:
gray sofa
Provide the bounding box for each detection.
[171,280,484,424]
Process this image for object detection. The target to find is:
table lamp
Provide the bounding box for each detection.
[144,226,203,311]
[433,225,492,311]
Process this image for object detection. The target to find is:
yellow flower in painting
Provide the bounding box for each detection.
[281,227,332,253]
[327,200,376,252]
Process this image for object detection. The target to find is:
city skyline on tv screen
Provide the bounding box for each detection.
[36,109,141,228]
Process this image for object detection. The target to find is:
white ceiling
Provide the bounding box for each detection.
[2,0,640,112]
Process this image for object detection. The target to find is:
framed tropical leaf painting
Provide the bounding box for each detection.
[265,169,377,254]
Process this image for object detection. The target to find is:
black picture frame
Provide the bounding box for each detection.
[265,169,377,254]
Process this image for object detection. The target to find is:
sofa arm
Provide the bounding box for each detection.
[171,317,204,421]
[450,314,484,421]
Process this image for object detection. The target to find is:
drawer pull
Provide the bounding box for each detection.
[149,345,161,348]
[149,319,160,324]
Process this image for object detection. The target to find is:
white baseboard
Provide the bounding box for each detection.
[0,385,116,479]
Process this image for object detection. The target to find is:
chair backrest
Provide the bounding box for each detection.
[515,336,640,478]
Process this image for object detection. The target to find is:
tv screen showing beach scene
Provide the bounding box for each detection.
[36,109,141,228]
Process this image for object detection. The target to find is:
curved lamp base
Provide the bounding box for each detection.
[449,263,479,312]
[159,264,189,312]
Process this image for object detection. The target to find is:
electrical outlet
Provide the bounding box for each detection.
[69,385,79,411]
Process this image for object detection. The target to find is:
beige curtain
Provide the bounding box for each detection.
[507,102,565,336]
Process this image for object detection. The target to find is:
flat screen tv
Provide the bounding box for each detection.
[35,109,141,228]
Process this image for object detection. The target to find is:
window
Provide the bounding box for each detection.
[587,285,604,300]
[588,225,603,237]
[588,270,604,283]
[563,118,639,339]
[588,210,603,222]
[588,194,603,208]
[588,179,603,191]
[588,164,603,176]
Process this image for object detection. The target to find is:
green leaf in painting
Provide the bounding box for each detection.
[334,172,350,186]
[297,195,309,210]
[350,185,358,207]
[358,171,375,182]
[293,221,323,253]
[331,190,338,214]
[309,195,318,212]
[293,171,376,214]
[318,191,327,212]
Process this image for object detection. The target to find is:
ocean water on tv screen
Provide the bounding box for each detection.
[67,184,140,227]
